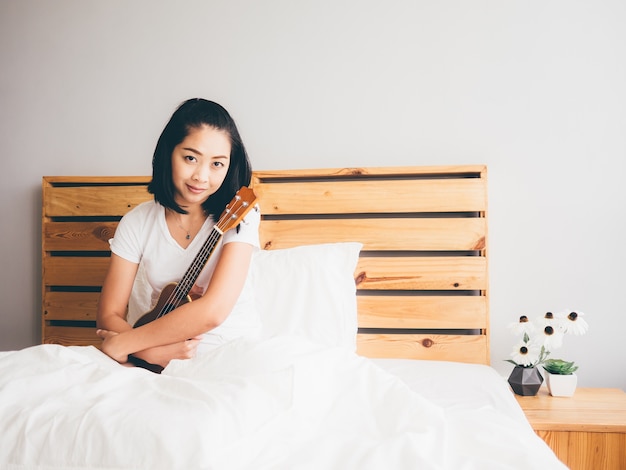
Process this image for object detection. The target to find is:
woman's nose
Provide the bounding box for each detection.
[192,163,210,182]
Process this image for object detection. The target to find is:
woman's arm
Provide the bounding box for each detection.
[96,253,138,334]
[99,241,254,363]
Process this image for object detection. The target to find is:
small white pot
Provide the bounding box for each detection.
[545,372,577,397]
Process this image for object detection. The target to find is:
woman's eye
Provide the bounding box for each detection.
[185,155,197,163]
[212,161,224,168]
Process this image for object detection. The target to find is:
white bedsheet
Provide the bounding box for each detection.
[0,337,565,470]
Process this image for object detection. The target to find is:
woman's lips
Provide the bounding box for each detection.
[187,184,207,194]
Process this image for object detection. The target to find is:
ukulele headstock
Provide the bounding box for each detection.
[216,186,258,233]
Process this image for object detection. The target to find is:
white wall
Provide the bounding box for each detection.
[1,0,624,389]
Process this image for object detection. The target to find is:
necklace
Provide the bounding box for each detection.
[170,209,207,241]
[174,213,191,240]
[179,225,191,240]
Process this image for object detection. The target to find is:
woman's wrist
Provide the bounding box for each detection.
[98,329,130,363]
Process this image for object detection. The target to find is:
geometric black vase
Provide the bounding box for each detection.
[508,365,543,396]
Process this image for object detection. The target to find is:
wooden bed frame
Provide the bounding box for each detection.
[42,165,489,364]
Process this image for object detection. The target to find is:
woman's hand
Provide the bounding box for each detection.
[96,328,128,364]
[133,336,203,368]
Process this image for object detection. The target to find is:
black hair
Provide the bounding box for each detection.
[147,98,252,220]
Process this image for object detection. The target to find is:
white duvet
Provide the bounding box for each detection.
[0,337,565,470]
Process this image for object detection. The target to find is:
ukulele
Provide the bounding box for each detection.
[127,186,258,373]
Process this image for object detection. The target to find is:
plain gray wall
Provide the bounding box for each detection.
[1,0,624,390]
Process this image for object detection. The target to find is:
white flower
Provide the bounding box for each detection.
[508,315,536,337]
[556,309,589,336]
[510,339,541,367]
[537,311,559,329]
[537,323,564,350]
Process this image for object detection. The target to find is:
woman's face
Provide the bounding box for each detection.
[171,125,232,208]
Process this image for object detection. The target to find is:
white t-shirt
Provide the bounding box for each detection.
[109,200,261,348]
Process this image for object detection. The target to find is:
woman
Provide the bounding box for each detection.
[96,98,260,370]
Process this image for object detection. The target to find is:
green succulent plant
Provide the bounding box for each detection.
[543,358,578,375]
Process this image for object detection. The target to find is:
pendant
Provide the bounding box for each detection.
[186,234,191,240]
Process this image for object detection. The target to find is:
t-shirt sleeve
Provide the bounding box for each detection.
[109,206,144,264]
[222,203,261,248]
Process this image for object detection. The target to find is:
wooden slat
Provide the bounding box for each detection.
[356,333,488,364]
[253,165,486,179]
[43,292,100,321]
[355,256,487,291]
[43,257,110,286]
[43,185,151,217]
[255,179,486,215]
[43,176,152,185]
[43,221,118,251]
[259,218,486,251]
[357,296,487,329]
[43,325,101,347]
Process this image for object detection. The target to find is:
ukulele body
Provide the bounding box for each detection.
[133,282,202,328]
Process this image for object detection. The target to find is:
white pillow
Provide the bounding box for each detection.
[250,242,363,351]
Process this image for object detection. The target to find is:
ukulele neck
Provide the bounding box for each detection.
[171,226,222,302]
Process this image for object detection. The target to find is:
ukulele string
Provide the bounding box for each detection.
[154,196,250,319]
[173,232,220,298]
[155,230,221,319]
[179,198,250,291]
[174,201,244,296]
[156,201,235,313]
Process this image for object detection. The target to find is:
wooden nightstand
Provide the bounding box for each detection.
[515,387,626,470]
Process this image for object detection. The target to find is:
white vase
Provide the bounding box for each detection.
[545,372,577,397]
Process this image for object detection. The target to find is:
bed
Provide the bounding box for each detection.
[0,165,566,469]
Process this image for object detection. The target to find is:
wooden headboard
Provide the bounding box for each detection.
[42,165,489,364]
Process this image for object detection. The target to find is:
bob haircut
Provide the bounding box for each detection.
[147,98,252,220]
